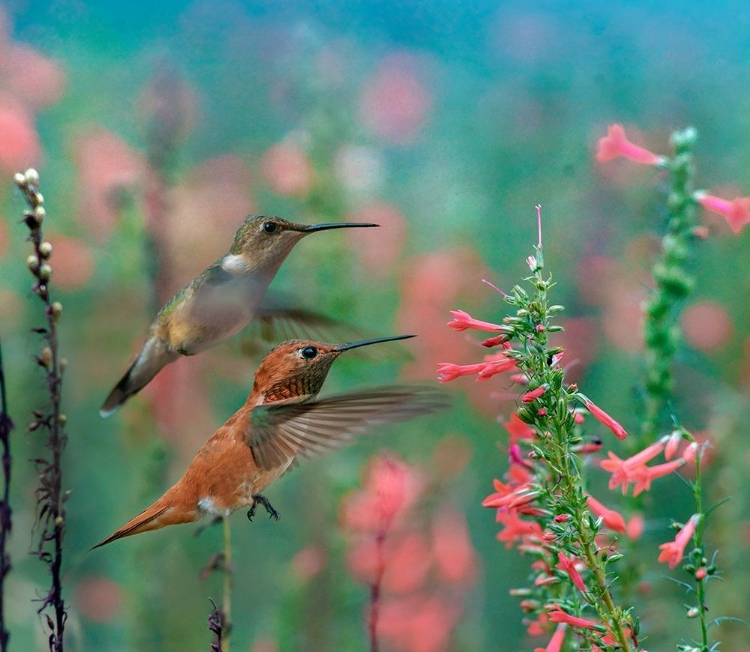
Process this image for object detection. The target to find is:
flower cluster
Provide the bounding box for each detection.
[341,454,477,652]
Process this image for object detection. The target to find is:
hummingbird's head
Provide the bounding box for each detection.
[254,335,416,403]
[231,216,379,271]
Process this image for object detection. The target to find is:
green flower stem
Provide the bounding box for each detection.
[640,128,700,445]
[514,252,632,652]
[691,451,709,651]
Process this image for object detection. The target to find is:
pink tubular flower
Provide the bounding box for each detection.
[522,386,548,403]
[664,430,682,460]
[658,514,699,569]
[682,442,699,463]
[586,495,626,533]
[546,604,598,629]
[437,362,486,382]
[596,124,662,166]
[695,191,750,234]
[495,512,544,548]
[482,334,508,348]
[477,352,517,380]
[555,552,586,592]
[447,309,502,333]
[582,397,627,439]
[600,439,666,493]
[630,459,685,496]
[534,623,567,652]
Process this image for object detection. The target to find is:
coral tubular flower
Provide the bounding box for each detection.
[664,430,682,460]
[522,386,548,403]
[495,512,544,548]
[600,439,666,493]
[582,397,627,440]
[534,623,567,652]
[477,353,517,380]
[482,334,508,348]
[546,604,598,630]
[446,309,502,332]
[586,495,626,533]
[555,552,586,592]
[695,191,750,234]
[596,124,662,166]
[630,459,685,496]
[437,362,485,382]
[658,515,699,569]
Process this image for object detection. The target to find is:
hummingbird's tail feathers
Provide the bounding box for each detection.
[100,338,179,418]
[92,498,200,549]
[245,385,449,471]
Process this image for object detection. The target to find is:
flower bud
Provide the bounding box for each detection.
[24,168,39,185]
[58,414,67,425]
[36,284,48,300]
[51,301,63,321]
[54,515,63,526]
[59,358,67,372]
[35,193,44,206]
[39,241,52,258]
[686,607,699,618]
[40,347,52,368]
[38,263,52,281]
[35,206,46,223]
[27,254,40,271]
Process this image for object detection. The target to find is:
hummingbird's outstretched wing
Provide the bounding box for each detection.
[244,386,448,471]
[240,304,367,352]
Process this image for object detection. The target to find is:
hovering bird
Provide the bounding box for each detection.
[100,215,378,417]
[94,335,446,547]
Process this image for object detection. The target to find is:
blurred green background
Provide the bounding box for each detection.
[1,1,749,650]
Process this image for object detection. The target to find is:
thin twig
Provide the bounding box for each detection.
[15,169,68,651]
[0,342,15,652]
[222,516,232,652]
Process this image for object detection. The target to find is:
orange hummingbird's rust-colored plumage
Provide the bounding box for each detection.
[94,335,446,548]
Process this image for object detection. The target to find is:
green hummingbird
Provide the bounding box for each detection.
[100,215,377,417]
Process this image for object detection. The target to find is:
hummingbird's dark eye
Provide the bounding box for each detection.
[263,221,278,234]
[301,346,318,360]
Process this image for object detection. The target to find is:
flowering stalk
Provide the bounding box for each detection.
[639,128,700,443]
[14,169,68,651]
[0,343,14,652]
[657,432,717,652]
[443,215,636,650]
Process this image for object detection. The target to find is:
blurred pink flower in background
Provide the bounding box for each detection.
[432,507,478,585]
[0,44,66,110]
[398,248,500,414]
[290,545,328,582]
[346,202,406,276]
[260,142,314,196]
[360,53,432,144]
[682,300,733,352]
[0,9,66,173]
[596,124,662,166]
[47,235,95,290]
[73,576,122,623]
[0,97,41,173]
[341,454,420,533]
[695,191,750,234]
[73,128,146,242]
[342,453,477,652]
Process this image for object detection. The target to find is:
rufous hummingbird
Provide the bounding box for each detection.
[94,335,446,547]
[100,215,378,418]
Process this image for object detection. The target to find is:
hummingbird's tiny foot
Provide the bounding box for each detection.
[250,494,281,521]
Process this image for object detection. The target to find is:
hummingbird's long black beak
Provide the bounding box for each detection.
[300,222,379,233]
[334,334,416,352]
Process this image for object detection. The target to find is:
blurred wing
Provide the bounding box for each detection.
[244,386,448,471]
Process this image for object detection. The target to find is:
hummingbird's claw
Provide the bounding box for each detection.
[248,494,281,522]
